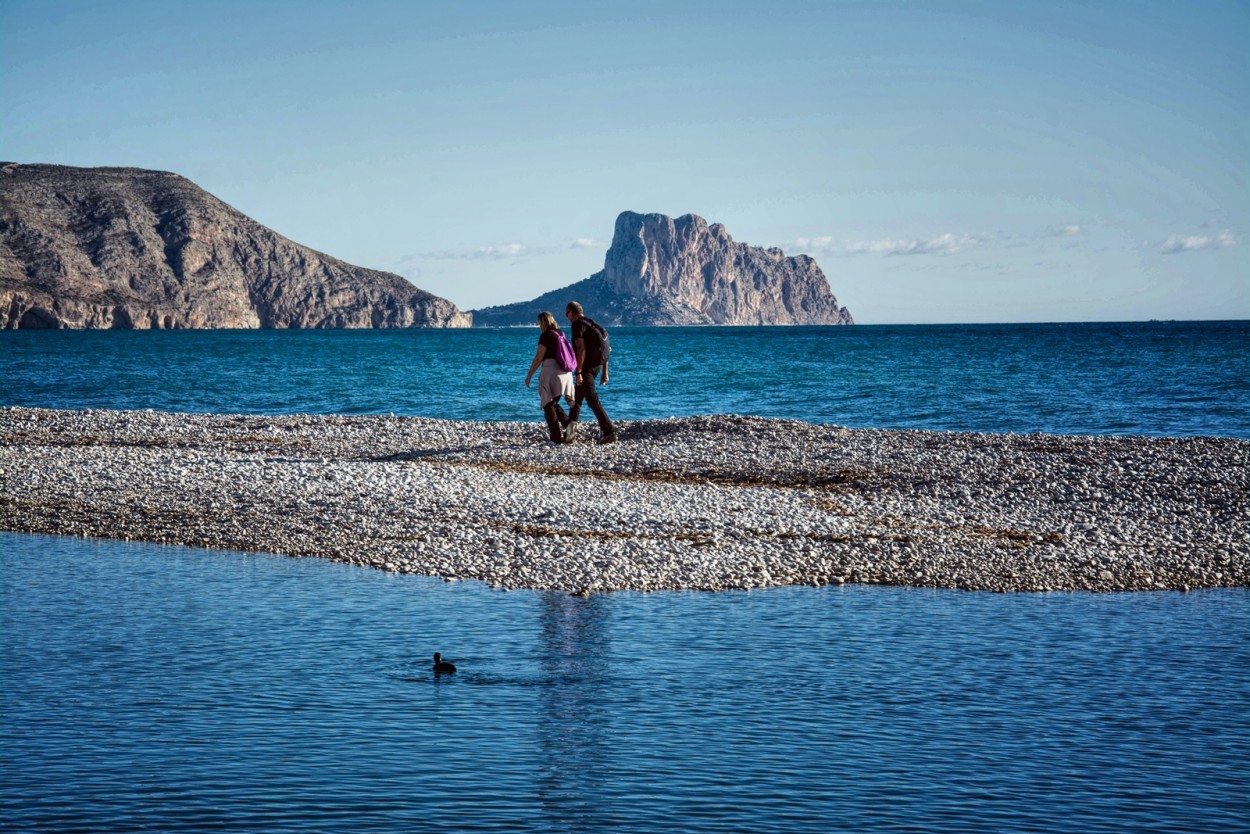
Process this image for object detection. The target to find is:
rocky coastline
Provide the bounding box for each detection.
[471,211,853,327]
[2,407,1245,594]
[1,163,471,329]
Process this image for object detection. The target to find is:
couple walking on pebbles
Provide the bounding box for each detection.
[525,301,616,446]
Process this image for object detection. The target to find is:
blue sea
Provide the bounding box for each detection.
[3,320,1248,437]
[3,321,1249,832]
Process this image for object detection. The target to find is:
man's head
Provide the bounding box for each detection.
[564,301,583,321]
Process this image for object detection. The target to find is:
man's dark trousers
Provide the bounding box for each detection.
[568,364,615,439]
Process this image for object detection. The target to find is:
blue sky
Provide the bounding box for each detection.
[3,0,1246,322]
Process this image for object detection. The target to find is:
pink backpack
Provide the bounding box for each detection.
[554,330,578,372]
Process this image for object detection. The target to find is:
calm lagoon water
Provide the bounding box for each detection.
[3,532,1249,833]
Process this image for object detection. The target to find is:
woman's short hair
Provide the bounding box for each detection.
[537,311,558,332]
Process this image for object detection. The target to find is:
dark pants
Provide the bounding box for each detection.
[568,365,615,439]
[543,400,570,443]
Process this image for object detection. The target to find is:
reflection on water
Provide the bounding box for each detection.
[537,593,612,830]
[3,531,1249,833]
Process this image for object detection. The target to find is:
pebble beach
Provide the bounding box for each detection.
[2,406,1246,593]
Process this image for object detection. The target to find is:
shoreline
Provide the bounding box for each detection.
[2,406,1246,593]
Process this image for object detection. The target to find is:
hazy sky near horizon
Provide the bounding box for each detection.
[3,0,1246,323]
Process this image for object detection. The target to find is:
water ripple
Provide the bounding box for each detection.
[3,532,1249,832]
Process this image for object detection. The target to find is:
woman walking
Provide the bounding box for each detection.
[524,311,576,444]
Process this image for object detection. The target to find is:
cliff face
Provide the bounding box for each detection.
[472,211,852,327]
[0,163,470,329]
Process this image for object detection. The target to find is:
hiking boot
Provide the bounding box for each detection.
[598,432,617,445]
[562,422,578,444]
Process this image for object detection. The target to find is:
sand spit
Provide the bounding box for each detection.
[1,407,1246,593]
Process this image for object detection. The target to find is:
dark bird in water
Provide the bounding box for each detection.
[433,652,457,673]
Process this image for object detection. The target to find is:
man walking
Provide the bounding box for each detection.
[564,301,617,444]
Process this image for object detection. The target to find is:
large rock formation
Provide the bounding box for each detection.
[472,211,852,327]
[0,162,470,329]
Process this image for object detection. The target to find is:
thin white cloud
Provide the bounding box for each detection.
[1159,230,1237,254]
[387,255,423,282]
[855,234,982,256]
[420,242,536,261]
[1043,223,1084,237]
[793,235,837,252]
[795,233,991,257]
[571,237,606,249]
[475,242,532,259]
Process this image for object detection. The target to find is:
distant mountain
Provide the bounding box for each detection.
[471,211,853,327]
[0,163,470,329]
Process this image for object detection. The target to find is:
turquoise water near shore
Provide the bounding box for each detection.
[3,320,1248,437]
[4,532,1248,833]
[4,322,1249,831]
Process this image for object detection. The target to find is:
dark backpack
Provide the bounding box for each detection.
[580,317,611,368]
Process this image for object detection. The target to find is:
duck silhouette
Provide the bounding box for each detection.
[432,652,457,673]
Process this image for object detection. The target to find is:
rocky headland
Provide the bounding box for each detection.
[0,163,470,329]
[472,211,854,327]
[3,407,1244,594]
